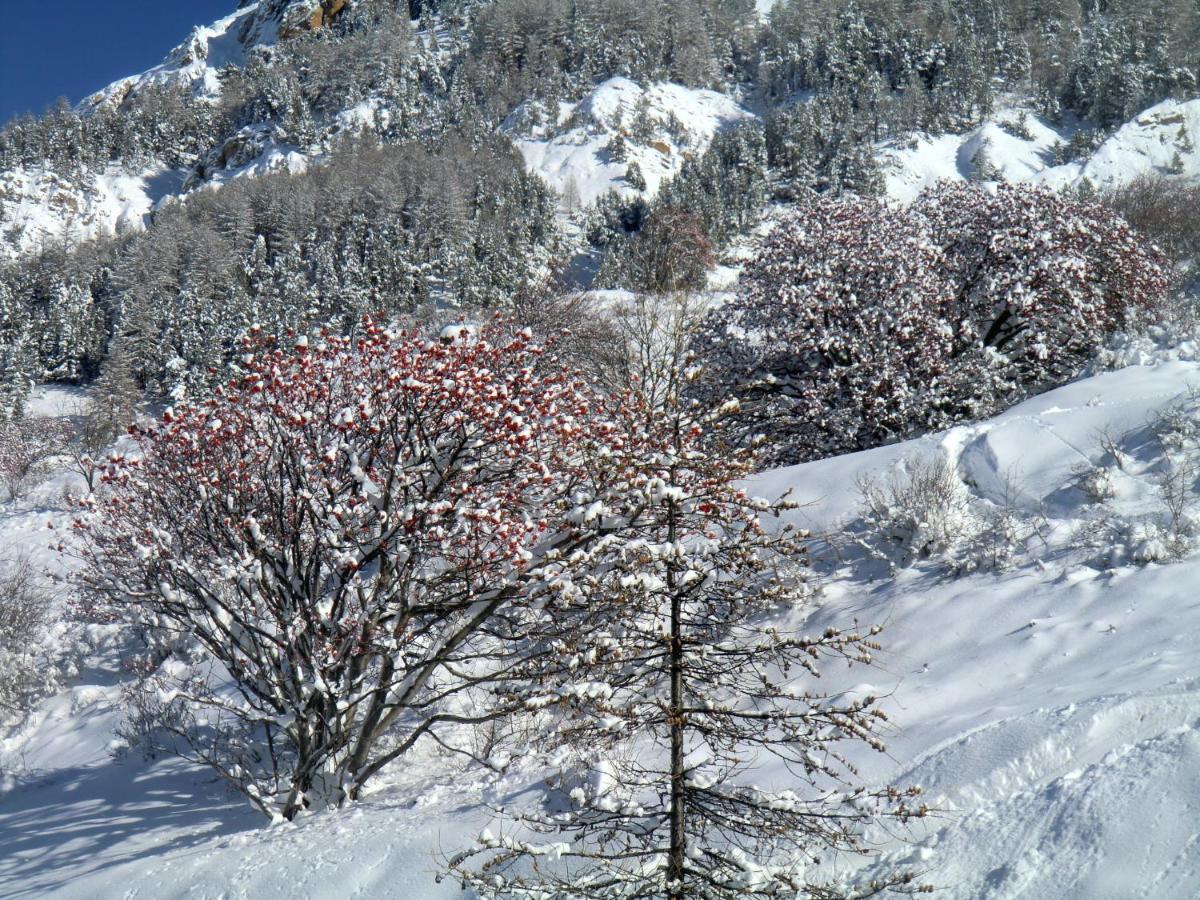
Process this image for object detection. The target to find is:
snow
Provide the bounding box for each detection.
[6,338,1200,895]
[506,77,755,207]
[0,165,172,260]
[80,2,276,113]
[750,347,1200,896]
[7,9,1200,884]
[1073,99,1200,190]
[882,97,1200,202]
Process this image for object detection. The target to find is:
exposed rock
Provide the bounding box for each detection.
[278,0,348,39]
[188,125,277,187]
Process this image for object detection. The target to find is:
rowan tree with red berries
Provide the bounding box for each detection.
[69,320,621,820]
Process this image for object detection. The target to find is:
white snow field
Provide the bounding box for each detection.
[6,339,1200,898]
[504,76,755,207]
[881,97,1200,203]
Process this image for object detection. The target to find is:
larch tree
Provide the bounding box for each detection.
[448,309,927,898]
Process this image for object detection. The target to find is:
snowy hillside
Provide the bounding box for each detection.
[7,342,1200,897]
[504,77,753,207]
[0,1,341,259]
[80,0,335,112]
[3,0,1199,262]
[0,165,183,257]
[882,97,1200,202]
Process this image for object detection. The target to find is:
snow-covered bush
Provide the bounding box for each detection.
[69,320,623,821]
[1076,396,1200,567]
[1078,463,1119,504]
[1103,174,1200,269]
[917,182,1171,400]
[601,207,715,294]
[696,195,954,462]
[0,557,61,720]
[699,185,1170,463]
[856,456,978,571]
[0,417,69,500]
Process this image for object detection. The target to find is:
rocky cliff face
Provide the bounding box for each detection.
[239,0,348,43]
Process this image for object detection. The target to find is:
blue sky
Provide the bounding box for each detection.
[0,0,235,124]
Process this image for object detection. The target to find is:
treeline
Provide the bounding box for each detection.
[2,0,1200,411]
[0,133,557,415]
[5,0,1199,176]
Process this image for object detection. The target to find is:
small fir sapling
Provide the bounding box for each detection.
[448,344,927,899]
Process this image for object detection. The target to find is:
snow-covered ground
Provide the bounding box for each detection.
[505,77,754,208]
[7,341,1200,897]
[882,97,1200,202]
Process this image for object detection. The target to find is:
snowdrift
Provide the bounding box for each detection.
[6,342,1200,896]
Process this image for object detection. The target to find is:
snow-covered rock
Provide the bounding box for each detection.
[0,164,183,258]
[882,97,1200,202]
[505,76,754,207]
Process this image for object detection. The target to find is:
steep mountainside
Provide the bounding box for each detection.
[4,3,1200,897]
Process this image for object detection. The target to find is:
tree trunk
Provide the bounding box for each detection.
[666,500,686,899]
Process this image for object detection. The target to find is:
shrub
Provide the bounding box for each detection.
[0,557,60,719]
[1103,174,1200,268]
[69,320,621,820]
[917,182,1171,400]
[696,195,954,462]
[700,185,1170,463]
[620,207,716,294]
[856,456,977,570]
[0,417,69,500]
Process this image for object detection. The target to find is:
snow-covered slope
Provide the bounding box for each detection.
[0,165,186,257]
[80,0,345,113]
[0,1,344,259]
[882,97,1200,202]
[1073,99,1200,190]
[505,77,754,207]
[8,341,1200,897]
[80,4,269,113]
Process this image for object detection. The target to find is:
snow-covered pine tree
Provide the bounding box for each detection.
[448,324,926,899]
[0,280,35,421]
